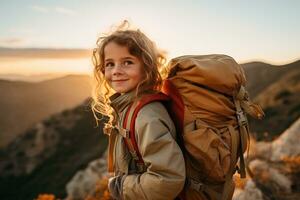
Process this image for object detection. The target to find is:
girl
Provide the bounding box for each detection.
[91,22,186,200]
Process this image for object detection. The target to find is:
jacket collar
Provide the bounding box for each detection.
[110,90,137,114]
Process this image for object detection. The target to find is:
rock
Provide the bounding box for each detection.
[233,180,263,200]
[253,118,300,162]
[66,151,108,200]
[271,118,300,161]
[252,141,272,160]
[249,159,292,193]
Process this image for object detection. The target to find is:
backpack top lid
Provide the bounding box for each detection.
[166,54,263,127]
[167,54,246,96]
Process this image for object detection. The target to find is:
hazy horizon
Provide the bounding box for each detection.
[1,45,300,76]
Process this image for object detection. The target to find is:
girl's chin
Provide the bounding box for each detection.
[112,84,133,93]
[113,87,131,93]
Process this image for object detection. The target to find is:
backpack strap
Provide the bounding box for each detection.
[121,93,170,173]
[234,87,251,178]
[161,80,185,135]
[217,86,254,200]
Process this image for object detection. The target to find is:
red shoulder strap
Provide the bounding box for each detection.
[123,81,185,172]
[161,80,185,135]
[123,93,170,171]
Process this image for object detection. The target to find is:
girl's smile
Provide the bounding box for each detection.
[104,42,144,93]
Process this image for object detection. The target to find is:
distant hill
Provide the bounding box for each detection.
[0,73,67,82]
[0,75,92,148]
[242,60,300,98]
[242,60,300,140]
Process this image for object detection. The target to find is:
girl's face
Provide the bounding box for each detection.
[104,42,145,94]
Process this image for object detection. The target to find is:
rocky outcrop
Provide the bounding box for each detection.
[271,118,300,161]
[66,151,108,200]
[0,110,81,176]
[249,159,292,193]
[234,118,300,199]
[252,118,300,162]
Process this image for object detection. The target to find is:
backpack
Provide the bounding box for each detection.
[119,55,264,200]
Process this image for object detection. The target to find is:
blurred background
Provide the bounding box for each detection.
[0,0,299,200]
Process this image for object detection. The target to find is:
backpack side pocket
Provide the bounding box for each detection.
[183,119,231,182]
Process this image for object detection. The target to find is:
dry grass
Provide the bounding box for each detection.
[35,177,112,200]
[234,174,250,189]
[84,177,112,200]
[282,156,300,172]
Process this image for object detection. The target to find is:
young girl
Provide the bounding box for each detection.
[91,22,186,199]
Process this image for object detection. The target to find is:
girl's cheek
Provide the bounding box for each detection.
[104,70,110,79]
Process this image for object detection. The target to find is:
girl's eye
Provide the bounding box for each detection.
[105,62,114,68]
[124,60,133,66]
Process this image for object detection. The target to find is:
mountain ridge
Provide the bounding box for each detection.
[0,74,92,148]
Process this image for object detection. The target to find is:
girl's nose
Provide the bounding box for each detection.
[112,63,123,75]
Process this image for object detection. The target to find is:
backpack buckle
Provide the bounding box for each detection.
[236,110,247,126]
[117,127,130,138]
[129,150,139,160]
[136,162,146,173]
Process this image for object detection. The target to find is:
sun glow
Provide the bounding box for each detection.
[0,57,93,75]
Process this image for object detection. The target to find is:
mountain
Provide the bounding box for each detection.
[242,60,300,98]
[0,74,92,148]
[241,60,300,141]
[0,99,107,200]
[0,73,67,82]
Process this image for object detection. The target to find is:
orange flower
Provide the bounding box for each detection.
[35,194,56,200]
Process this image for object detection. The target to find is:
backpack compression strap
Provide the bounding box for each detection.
[122,93,170,173]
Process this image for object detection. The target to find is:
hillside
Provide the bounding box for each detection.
[0,74,92,148]
[242,60,300,98]
[0,99,107,200]
[242,60,300,140]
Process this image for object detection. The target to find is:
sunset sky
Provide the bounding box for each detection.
[0,0,299,76]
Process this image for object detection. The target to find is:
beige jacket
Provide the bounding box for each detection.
[110,93,186,200]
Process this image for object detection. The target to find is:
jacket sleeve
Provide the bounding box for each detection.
[122,102,186,200]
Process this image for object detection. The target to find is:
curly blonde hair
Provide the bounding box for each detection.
[91,21,167,125]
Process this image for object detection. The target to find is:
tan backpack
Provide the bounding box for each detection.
[117,54,264,200]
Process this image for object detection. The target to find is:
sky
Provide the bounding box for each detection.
[0,0,299,75]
